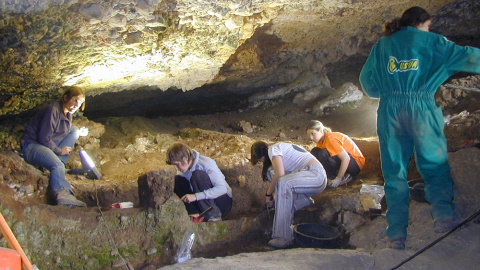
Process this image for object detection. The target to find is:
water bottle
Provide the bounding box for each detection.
[175,229,195,263]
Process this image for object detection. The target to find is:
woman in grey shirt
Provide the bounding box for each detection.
[251,141,327,248]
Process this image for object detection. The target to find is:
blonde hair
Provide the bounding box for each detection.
[306,120,331,133]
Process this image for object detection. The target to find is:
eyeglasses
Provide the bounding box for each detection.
[73,98,85,105]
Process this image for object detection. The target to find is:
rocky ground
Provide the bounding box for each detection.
[1,77,480,269]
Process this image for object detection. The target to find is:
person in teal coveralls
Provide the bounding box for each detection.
[359,6,480,249]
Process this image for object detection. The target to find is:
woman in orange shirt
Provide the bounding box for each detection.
[306,120,365,188]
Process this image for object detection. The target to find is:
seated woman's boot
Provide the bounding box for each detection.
[56,189,87,208]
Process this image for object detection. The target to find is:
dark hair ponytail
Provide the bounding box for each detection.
[261,157,272,182]
[250,141,272,181]
[383,18,401,36]
[383,6,431,36]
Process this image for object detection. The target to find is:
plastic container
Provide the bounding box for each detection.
[0,247,21,270]
[175,229,196,263]
[293,223,340,248]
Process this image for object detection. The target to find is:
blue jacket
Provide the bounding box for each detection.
[22,101,72,155]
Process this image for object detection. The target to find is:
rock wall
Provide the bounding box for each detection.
[2,0,478,118]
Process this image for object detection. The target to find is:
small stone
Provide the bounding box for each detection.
[146,247,157,255]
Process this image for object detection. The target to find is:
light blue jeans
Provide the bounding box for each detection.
[272,164,327,241]
[21,127,80,195]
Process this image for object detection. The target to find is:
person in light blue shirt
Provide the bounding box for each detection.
[359,6,480,249]
[166,143,232,222]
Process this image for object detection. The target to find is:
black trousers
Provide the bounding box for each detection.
[173,170,232,220]
[310,147,361,179]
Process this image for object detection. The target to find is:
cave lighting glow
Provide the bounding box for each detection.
[64,40,196,87]
[65,52,170,85]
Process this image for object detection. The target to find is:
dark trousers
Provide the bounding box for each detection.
[311,147,361,179]
[174,170,232,220]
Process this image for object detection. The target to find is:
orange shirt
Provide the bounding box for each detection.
[316,132,365,169]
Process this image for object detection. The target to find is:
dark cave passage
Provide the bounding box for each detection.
[84,83,257,119]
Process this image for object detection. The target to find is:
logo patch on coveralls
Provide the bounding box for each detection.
[387,56,419,74]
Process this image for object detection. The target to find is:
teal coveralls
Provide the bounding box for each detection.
[359,26,480,240]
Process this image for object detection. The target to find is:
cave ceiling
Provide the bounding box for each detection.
[0,0,479,118]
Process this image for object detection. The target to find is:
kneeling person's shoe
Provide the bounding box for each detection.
[207,216,222,222]
[268,238,293,249]
[56,190,87,208]
[389,238,405,250]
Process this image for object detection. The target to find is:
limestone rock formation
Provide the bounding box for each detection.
[1,0,479,118]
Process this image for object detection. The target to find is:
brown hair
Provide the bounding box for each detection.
[62,85,86,111]
[166,143,193,165]
[250,141,272,181]
[383,6,432,36]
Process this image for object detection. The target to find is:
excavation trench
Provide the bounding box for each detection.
[55,112,387,268]
[0,99,444,269]
[68,152,382,268]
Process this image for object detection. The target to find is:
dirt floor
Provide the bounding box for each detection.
[71,98,394,266]
[87,96,380,182]
[65,98,388,268]
[70,88,480,268]
[2,83,480,269]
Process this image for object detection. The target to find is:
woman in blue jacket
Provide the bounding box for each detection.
[359,6,480,249]
[22,86,89,207]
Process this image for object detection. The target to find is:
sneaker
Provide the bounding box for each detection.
[56,190,87,208]
[434,218,463,233]
[207,217,222,222]
[268,238,294,249]
[389,238,405,250]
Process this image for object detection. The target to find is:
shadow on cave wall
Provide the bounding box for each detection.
[84,83,255,119]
